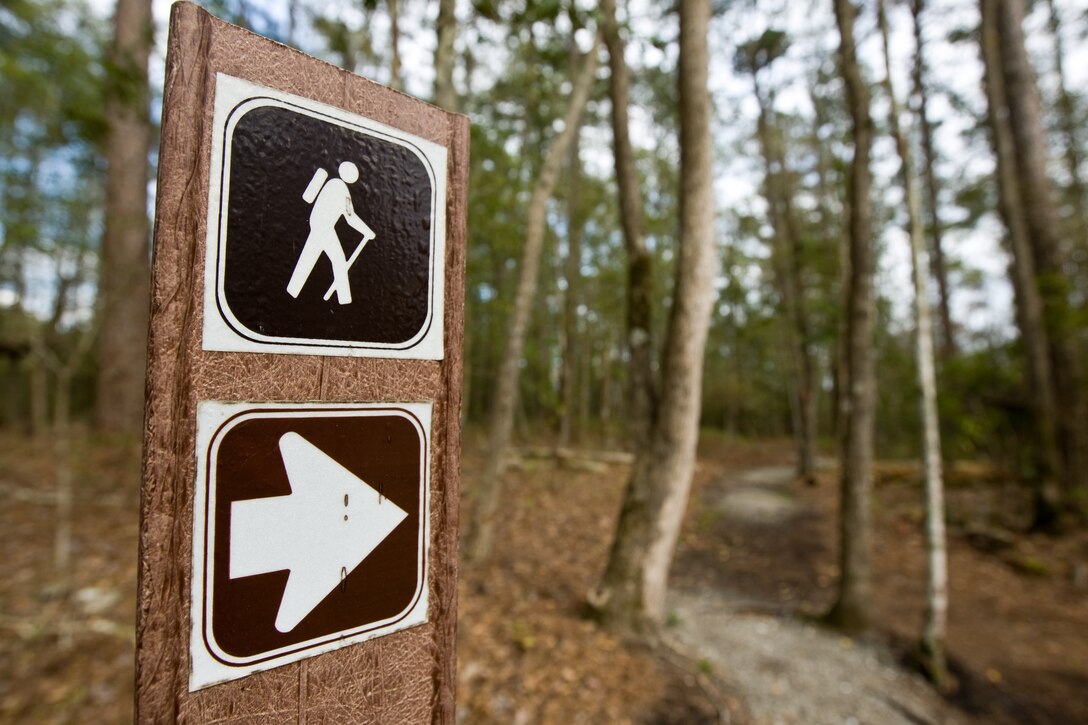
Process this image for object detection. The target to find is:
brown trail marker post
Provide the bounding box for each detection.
[136,4,467,722]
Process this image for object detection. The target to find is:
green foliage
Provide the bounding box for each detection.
[734,28,789,77]
[937,342,1026,466]
[0,0,107,145]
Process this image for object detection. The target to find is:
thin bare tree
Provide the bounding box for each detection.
[1043,0,1087,239]
[601,0,657,448]
[434,0,457,111]
[558,59,584,448]
[464,37,601,564]
[878,0,948,686]
[909,0,956,359]
[388,0,402,89]
[737,30,818,485]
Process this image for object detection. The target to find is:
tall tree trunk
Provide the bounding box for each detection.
[589,0,716,634]
[910,0,956,359]
[826,0,876,634]
[990,0,1085,523]
[434,0,457,111]
[878,0,948,686]
[602,0,656,448]
[753,82,818,485]
[464,39,600,564]
[998,0,1085,515]
[979,0,1062,529]
[387,0,402,90]
[95,0,152,434]
[999,1,1086,520]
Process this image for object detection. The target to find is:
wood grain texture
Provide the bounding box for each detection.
[136,4,467,721]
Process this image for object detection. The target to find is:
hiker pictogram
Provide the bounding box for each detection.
[202,75,448,357]
[286,161,377,305]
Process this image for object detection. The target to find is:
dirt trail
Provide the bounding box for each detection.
[667,464,962,725]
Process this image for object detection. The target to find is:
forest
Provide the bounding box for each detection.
[1,0,1086,722]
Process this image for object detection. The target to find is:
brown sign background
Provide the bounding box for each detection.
[137,3,467,722]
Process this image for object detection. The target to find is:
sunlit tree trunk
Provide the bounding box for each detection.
[826,0,876,634]
[910,0,956,359]
[434,0,457,111]
[589,0,716,634]
[602,0,656,448]
[878,0,948,686]
[464,39,600,564]
[95,0,152,434]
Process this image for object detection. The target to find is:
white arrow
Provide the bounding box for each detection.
[230,432,408,633]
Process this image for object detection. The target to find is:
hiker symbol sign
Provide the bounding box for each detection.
[201,74,448,359]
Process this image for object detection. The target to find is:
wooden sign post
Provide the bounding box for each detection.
[137,3,467,721]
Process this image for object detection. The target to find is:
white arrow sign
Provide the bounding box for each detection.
[230,432,408,633]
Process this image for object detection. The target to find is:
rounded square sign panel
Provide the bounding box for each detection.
[202,74,448,358]
[189,401,432,691]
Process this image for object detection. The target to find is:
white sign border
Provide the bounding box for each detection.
[201,73,448,359]
[189,401,433,691]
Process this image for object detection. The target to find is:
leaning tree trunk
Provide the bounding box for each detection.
[826,0,876,634]
[995,0,1086,522]
[588,0,716,634]
[910,0,956,359]
[95,0,152,434]
[602,0,657,448]
[464,39,600,565]
[878,0,948,686]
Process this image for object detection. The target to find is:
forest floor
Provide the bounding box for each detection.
[670,436,1088,725]
[0,430,1086,723]
[456,433,1088,725]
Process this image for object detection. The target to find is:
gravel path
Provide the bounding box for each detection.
[666,465,963,725]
